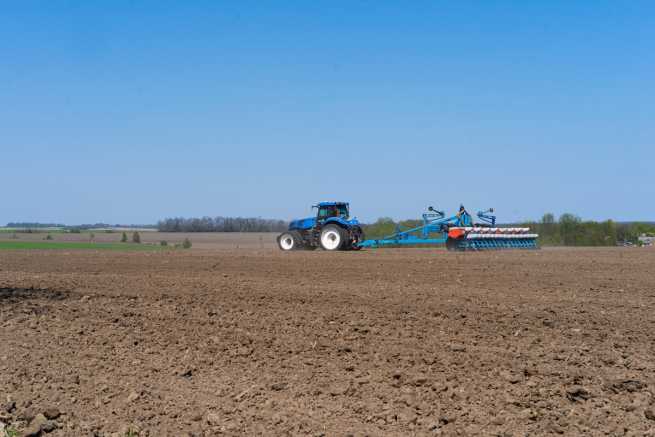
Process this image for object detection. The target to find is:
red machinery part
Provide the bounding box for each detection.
[448,228,466,239]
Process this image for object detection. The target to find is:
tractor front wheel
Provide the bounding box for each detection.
[278,232,300,251]
[320,225,345,251]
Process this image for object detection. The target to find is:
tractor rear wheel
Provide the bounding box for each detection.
[320,225,345,251]
[278,231,301,251]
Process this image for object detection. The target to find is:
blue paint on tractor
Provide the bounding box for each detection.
[288,217,316,231]
[277,202,364,251]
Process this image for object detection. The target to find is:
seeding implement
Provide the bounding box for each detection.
[277,203,538,251]
[359,205,539,250]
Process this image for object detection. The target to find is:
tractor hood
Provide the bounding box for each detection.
[289,217,316,231]
[288,216,360,231]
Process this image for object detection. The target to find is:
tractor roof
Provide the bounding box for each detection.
[314,201,349,207]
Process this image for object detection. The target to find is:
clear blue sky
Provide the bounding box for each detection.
[2,1,653,224]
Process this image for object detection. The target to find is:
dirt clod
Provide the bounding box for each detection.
[271,382,288,391]
[18,407,36,422]
[3,401,15,414]
[42,407,60,420]
[21,413,55,437]
[566,386,592,402]
[206,412,220,425]
[605,379,647,394]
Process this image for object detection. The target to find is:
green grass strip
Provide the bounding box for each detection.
[0,241,162,251]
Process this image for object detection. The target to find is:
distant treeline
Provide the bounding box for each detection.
[157,217,288,233]
[7,222,65,228]
[71,223,157,230]
[362,213,655,246]
[519,213,654,246]
[361,217,422,240]
[5,222,156,230]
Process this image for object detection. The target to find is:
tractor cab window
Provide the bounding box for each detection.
[317,204,349,219]
[318,206,336,219]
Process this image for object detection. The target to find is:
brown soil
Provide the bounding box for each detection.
[1,247,654,436]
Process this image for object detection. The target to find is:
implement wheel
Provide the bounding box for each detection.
[320,225,345,251]
[446,238,459,251]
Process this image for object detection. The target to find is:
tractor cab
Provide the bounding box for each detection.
[315,202,349,221]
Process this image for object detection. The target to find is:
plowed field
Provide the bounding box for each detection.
[1,247,654,436]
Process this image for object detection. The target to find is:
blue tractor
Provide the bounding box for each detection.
[277,202,364,251]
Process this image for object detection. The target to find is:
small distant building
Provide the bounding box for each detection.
[638,234,654,246]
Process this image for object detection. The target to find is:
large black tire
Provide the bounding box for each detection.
[277,231,303,251]
[319,224,345,251]
[445,238,459,251]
